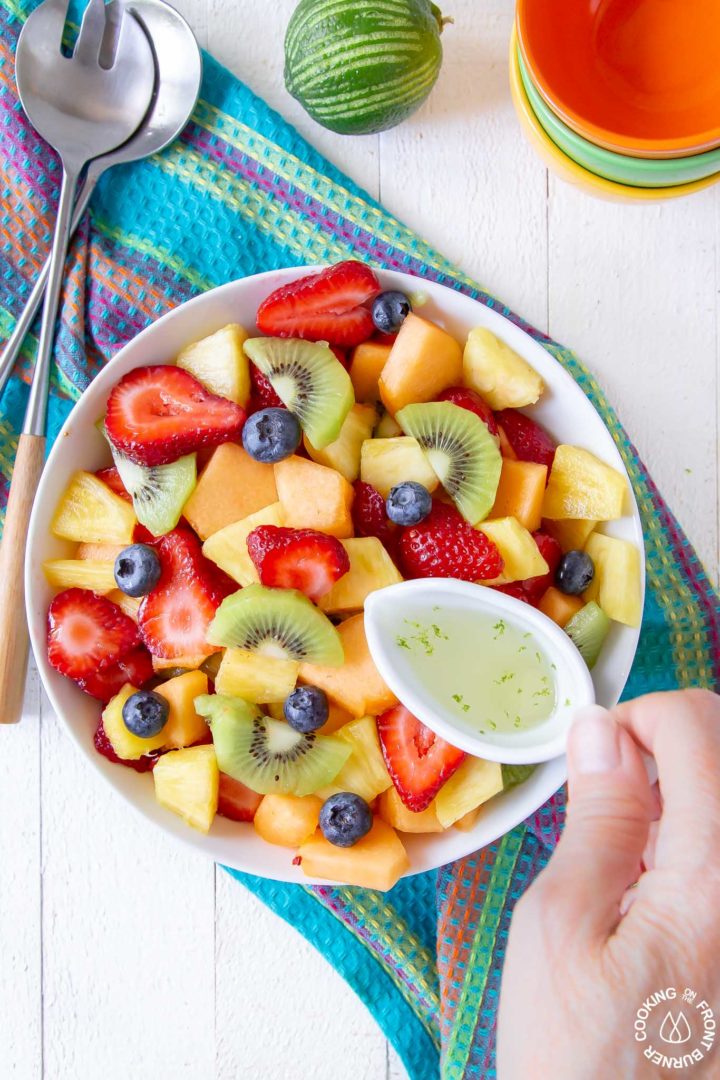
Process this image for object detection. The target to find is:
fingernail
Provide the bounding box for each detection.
[570,705,621,775]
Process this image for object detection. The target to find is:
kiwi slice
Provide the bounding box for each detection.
[207,584,344,665]
[98,419,197,536]
[565,601,610,669]
[196,694,351,795]
[243,337,354,449]
[502,763,536,790]
[396,401,502,524]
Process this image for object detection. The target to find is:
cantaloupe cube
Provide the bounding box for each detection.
[155,670,210,749]
[102,684,168,760]
[538,586,584,628]
[274,456,353,538]
[183,443,278,540]
[360,437,439,499]
[177,323,250,405]
[299,614,397,718]
[318,702,355,735]
[434,757,503,828]
[43,559,117,595]
[77,541,126,561]
[319,537,403,614]
[254,794,322,848]
[350,341,392,403]
[476,517,549,583]
[543,445,627,521]
[153,745,219,834]
[488,459,547,532]
[583,532,643,627]
[304,404,377,481]
[203,502,284,586]
[316,716,393,802]
[298,818,409,890]
[378,314,463,415]
[215,648,299,703]
[379,786,444,833]
[453,807,483,831]
[152,654,210,673]
[52,471,136,544]
[106,589,142,622]
[542,518,597,553]
[463,327,543,410]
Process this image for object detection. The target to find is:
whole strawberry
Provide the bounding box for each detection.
[495,409,555,468]
[352,481,399,562]
[399,502,503,582]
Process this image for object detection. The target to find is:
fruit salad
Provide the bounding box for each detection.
[42,261,642,891]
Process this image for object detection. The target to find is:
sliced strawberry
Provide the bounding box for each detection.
[330,345,349,369]
[246,526,350,603]
[47,589,140,680]
[139,529,226,659]
[93,718,158,773]
[95,466,132,503]
[217,773,262,822]
[256,261,380,347]
[249,364,285,413]
[77,647,155,702]
[492,531,562,607]
[377,705,466,812]
[495,409,556,468]
[352,481,399,562]
[399,501,504,582]
[105,365,246,467]
[437,386,499,438]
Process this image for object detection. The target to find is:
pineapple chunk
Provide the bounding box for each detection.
[304,404,377,481]
[316,715,393,803]
[155,670,210,749]
[379,786,444,833]
[203,502,284,586]
[274,456,354,538]
[318,537,402,614]
[434,757,503,828]
[476,517,549,583]
[543,446,627,521]
[106,589,142,622]
[349,341,392,403]
[298,818,409,890]
[299,614,397,718]
[52,471,136,544]
[379,314,463,415]
[177,323,251,405]
[153,653,210,673]
[463,327,543,410]
[183,443,278,540]
[102,684,168,760]
[583,532,642,627]
[215,649,299,703]
[153,745,219,833]
[254,794,322,847]
[374,411,403,439]
[542,517,597,552]
[43,559,117,594]
[360,437,439,499]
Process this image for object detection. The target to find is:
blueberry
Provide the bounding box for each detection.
[386,481,432,526]
[371,290,412,334]
[242,407,301,464]
[555,550,595,595]
[122,690,169,739]
[284,685,329,733]
[114,543,162,597]
[319,792,373,848]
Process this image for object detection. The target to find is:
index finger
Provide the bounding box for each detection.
[613,689,720,865]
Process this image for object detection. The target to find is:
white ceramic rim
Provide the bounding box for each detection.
[25,266,645,883]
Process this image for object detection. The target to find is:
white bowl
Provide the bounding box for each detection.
[26,267,645,883]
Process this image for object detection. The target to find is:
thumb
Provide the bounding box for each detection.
[539,705,653,942]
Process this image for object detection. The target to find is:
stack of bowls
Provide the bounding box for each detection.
[512,0,720,202]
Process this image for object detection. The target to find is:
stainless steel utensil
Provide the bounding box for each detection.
[0,0,155,724]
[0,0,202,399]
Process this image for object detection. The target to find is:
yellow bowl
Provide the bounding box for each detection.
[508,25,720,204]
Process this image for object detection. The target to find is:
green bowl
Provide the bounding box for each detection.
[517,48,720,188]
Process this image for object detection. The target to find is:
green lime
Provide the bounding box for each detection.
[284,0,449,136]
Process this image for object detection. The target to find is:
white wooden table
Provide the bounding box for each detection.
[3,2,719,1076]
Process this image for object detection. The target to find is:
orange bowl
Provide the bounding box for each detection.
[516,0,720,158]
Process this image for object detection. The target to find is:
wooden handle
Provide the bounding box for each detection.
[0,434,46,724]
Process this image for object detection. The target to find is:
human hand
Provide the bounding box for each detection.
[497,690,720,1079]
